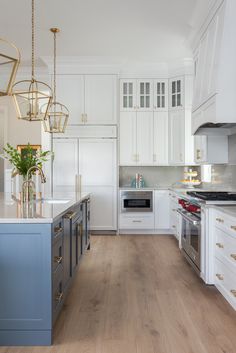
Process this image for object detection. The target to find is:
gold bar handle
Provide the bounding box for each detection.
[54,256,63,264]
[55,292,64,303]
[230,290,236,297]
[230,254,236,261]
[216,273,224,281]
[196,149,201,160]
[231,226,236,231]
[216,243,224,248]
[64,211,77,220]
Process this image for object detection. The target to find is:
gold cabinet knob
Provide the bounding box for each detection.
[230,290,236,297]
[216,273,224,281]
[216,218,224,223]
[216,243,224,249]
[230,254,236,261]
[231,226,236,231]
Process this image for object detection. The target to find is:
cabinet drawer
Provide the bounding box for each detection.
[53,268,64,322]
[215,227,236,269]
[214,257,236,309]
[53,218,63,242]
[214,210,236,239]
[119,213,154,229]
[53,234,63,273]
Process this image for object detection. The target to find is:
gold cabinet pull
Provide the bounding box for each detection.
[54,256,63,264]
[216,273,224,281]
[230,290,236,297]
[216,243,224,249]
[55,292,64,303]
[196,149,201,160]
[64,211,77,220]
[231,226,236,231]
[230,254,236,261]
[133,220,142,223]
[216,218,224,223]
[54,227,62,236]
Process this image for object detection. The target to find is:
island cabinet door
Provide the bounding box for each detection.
[0,224,52,332]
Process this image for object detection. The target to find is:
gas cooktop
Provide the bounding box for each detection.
[186,191,236,201]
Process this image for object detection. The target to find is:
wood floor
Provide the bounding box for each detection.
[1,235,236,353]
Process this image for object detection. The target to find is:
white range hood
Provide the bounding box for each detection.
[192,0,236,136]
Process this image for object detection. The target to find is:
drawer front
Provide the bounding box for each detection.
[53,234,63,273]
[53,269,64,322]
[215,210,236,239]
[53,218,63,242]
[215,257,236,306]
[215,227,236,268]
[119,214,154,229]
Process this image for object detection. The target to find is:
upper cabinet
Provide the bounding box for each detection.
[169,77,183,110]
[192,0,236,135]
[120,79,168,112]
[56,74,117,125]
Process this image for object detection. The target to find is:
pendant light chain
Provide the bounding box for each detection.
[31,0,35,80]
[54,31,56,102]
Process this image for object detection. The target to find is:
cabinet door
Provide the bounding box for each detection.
[136,112,153,165]
[194,135,207,163]
[120,79,137,111]
[153,79,168,111]
[84,75,117,124]
[169,111,185,164]
[53,139,78,191]
[56,75,84,125]
[169,77,183,109]
[137,80,153,111]
[120,112,137,165]
[153,112,168,165]
[154,190,170,229]
[79,139,117,230]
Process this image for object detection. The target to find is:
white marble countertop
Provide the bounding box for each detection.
[0,192,90,224]
[213,205,236,218]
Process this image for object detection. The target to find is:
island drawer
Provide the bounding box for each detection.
[53,269,64,323]
[53,234,63,273]
[53,218,63,242]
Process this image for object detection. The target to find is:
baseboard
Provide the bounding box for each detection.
[118,229,173,235]
[91,230,117,235]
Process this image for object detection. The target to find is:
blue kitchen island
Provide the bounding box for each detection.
[0,192,90,346]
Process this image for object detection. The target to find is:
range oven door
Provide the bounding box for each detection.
[178,209,201,271]
[121,191,153,213]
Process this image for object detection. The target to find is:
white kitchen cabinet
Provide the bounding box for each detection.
[194,135,228,164]
[79,138,117,230]
[84,75,117,124]
[136,112,153,165]
[56,75,84,125]
[169,110,185,165]
[137,80,153,111]
[153,112,168,165]
[153,79,168,111]
[119,112,137,166]
[169,77,184,110]
[56,74,117,125]
[53,138,78,191]
[120,79,137,111]
[154,190,170,229]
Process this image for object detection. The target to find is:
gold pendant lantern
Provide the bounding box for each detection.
[0,38,20,96]
[43,28,69,133]
[12,0,52,121]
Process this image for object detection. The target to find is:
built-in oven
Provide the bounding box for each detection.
[178,200,201,274]
[120,190,153,213]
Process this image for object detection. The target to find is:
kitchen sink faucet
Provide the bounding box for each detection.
[22,166,46,203]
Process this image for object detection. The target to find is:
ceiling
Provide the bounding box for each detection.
[0,0,214,64]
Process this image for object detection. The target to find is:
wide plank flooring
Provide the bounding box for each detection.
[1,235,236,353]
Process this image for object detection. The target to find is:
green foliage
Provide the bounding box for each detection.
[0,143,53,178]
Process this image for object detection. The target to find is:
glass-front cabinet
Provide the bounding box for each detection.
[169,77,183,109]
[137,80,153,111]
[153,79,168,111]
[120,79,136,111]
